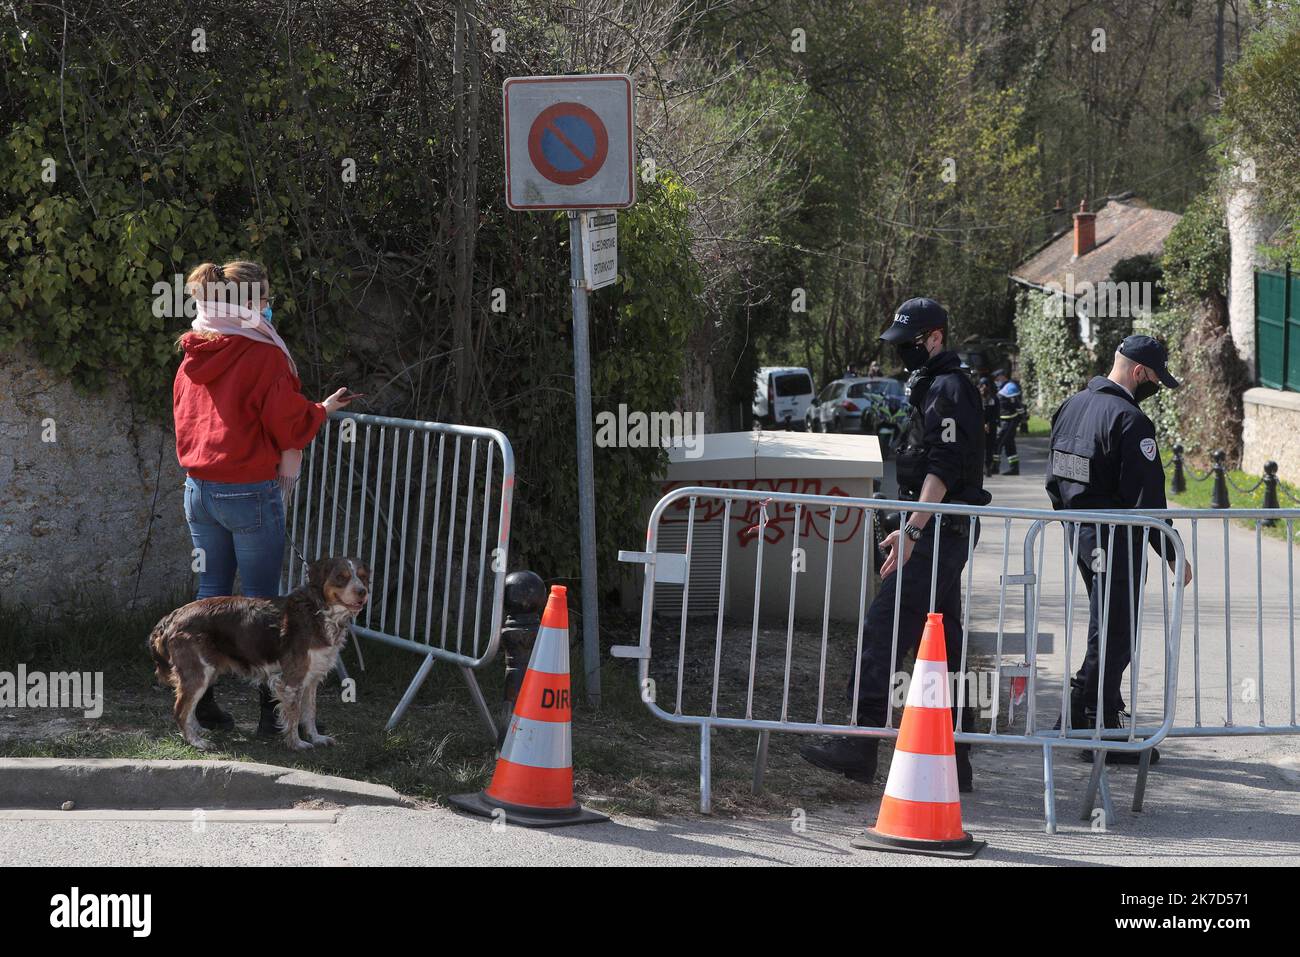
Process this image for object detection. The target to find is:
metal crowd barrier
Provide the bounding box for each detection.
[616,486,1189,833]
[282,411,514,737]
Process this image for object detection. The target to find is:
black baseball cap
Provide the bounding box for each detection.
[880,297,949,344]
[1118,334,1180,388]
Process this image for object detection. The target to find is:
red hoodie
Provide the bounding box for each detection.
[173,333,326,483]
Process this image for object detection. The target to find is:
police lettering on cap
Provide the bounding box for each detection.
[880,297,950,344]
[1118,334,1180,389]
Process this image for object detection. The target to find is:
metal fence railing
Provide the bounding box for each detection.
[282,411,514,737]
[1149,509,1300,738]
[617,486,1195,833]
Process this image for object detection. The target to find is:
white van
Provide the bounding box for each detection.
[752,366,815,430]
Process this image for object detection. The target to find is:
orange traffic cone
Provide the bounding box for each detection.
[851,612,984,858]
[449,585,607,828]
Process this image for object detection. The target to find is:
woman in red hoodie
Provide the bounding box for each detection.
[174,259,352,734]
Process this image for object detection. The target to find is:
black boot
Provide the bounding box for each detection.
[1053,680,1089,731]
[799,736,878,784]
[195,687,234,731]
[256,685,282,738]
[1006,462,1020,476]
[1077,710,1160,765]
[955,743,973,793]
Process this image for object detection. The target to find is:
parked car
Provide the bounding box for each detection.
[753,366,814,430]
[805,377,909,444]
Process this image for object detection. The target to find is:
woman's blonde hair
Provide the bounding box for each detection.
[176,260,270,350]
[184,260,268,303]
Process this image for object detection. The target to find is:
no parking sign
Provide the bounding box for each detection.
[503,74,635,210]
[501,74,637,708]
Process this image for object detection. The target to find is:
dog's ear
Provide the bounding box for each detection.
[307,558,334,592]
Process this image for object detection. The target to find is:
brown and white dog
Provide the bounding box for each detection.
[148,557,370,751]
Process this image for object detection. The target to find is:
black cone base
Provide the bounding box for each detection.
[448,790,608,829]
[851,827,986,859]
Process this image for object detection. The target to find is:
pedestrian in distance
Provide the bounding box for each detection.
[992,369,1025,475]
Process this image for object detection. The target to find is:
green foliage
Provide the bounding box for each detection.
[733,2,1041,387]
[1012,289,1091,416]
[1222,6,1300,263]
[0,16,358,395]
[0,4,705,591]
[1161,191,1230,307]
[1134,306,1194,447]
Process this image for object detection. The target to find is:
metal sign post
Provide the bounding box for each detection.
[567,210,601,706]
[504,74,636,708]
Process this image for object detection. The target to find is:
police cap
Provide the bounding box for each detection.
[880,297,949,344]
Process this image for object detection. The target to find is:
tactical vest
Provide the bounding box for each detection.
[895,368,987,503]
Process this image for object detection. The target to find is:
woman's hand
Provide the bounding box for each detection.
[322,387,355,414]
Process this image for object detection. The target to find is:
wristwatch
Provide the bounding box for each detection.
[903,522,925,542]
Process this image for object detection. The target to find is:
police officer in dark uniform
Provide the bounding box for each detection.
[800,298,989,791]
[1046,335,1193,762]
[979,376,999,476]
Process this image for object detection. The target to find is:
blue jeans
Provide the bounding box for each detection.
[183,477,286,599]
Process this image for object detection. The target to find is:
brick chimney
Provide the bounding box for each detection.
[1073,199,1096,258]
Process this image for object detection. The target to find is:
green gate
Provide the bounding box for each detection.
[1256,266,1300,390]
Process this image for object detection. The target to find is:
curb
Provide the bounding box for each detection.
[0,758,414,810]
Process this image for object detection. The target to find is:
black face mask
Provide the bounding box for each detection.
[1133,373,1159,403]
[897,341,930,372]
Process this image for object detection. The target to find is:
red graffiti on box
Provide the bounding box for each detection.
[658,479,864,546]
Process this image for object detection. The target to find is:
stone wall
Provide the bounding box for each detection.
[1241,387,1300,482]
[1226,177,1282,367]
[0,346,192,611]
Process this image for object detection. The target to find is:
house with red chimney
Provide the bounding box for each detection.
[1011,196,1182,349]
[1008,195,1182,415]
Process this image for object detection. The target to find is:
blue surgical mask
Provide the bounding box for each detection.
[261,305,274,326]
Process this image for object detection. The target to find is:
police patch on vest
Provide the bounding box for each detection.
[1052,449,1091,484]
[1140,437,1158,461]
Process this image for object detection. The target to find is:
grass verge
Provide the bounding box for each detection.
[0,595,894,818]
[1165,466,1300,544]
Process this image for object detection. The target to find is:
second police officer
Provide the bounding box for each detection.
[800,298,989,791]
[1045,335,1193,762]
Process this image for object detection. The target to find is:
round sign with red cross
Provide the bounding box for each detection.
[504,74,635,210]
[527,103,609,186]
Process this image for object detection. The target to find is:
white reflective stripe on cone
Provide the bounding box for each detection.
[883,750,960,805]
[905,657,952,710]
[500,715,573,769]
[527,625,570,675]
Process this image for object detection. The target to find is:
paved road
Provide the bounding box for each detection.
[3,438,1296,866]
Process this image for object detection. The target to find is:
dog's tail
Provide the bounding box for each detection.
[147,612,178,687]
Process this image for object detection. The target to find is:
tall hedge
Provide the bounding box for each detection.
[0,2,705,593]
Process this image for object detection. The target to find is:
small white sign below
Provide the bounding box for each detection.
[580,210,618,289]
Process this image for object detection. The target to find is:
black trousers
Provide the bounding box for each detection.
[847,519,979,733]
[995,419,1018,462]
[1070,523,1147,716]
